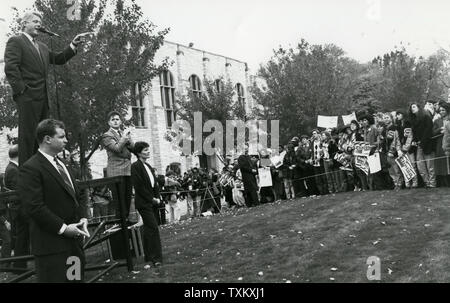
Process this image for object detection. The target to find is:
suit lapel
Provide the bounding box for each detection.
[21,34,44,69]
[37,153,79,206]
[111,129,121,141]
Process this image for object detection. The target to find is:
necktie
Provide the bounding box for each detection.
[54,157,75,194]
[32,38,40,54]
[32,38,44,64]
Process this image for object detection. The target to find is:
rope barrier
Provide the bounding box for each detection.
[85,153,449,222]
[149,154,450,195]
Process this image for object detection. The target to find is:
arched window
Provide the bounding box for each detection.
[160,70,175,128]
[131,82,145,127]
[214,79,224,93]
[189,74,202,98]
[236,83,245,110]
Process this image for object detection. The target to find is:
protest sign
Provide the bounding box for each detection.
[342,112,357,125]
[355,156,369,175]
[367,152,381,174]
[258,167,273,187]
[353,142,372,157]
[270,150,286,168]
[317,115,338,129]
[395,154,417,182]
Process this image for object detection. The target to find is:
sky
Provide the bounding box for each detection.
[1,0,450,72]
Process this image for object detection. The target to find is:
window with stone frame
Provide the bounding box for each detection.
[214,79,224,93]
[236,83,246,111]
[160,70,176,128]
[189,74,202,98]
[131,82,146,127]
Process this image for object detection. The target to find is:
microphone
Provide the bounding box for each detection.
[37,26,60,37]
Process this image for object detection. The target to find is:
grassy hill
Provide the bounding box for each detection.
[100,188,450,283]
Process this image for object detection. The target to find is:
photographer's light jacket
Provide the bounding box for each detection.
[102,128,133,177]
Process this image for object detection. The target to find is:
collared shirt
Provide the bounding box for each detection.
[38,149,74,189]
[142,161,155,187]
[10,160,19,167]
[22,32,77,51]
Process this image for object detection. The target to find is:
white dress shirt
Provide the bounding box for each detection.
[142,161,155,187]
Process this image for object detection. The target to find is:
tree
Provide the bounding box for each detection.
[252,39,362,143]
[0,0,170,179]
[172,77,246,159]
[370,47,448,111]
[0,79,17,130]
[349,66,385,117]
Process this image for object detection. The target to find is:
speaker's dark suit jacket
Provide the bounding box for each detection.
[131,160,163,264]
[4,34,76,164]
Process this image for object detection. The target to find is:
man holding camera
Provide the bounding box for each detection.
[101,111,135,218]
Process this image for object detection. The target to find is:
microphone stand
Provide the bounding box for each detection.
[50,36,62,121]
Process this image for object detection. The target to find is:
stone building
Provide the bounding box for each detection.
[0,41,258,177]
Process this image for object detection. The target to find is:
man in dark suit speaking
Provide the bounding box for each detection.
[17,119,90,283]
[4,12,87,165]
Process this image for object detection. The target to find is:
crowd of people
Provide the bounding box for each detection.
[91,99,450,228]
[156,100,450,217]
[1,100,450,282]
[235,100,450,205]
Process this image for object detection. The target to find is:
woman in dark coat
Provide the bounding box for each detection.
[282,143,296,199]
[432,102,450,187]
[408,103,436,188]
[131,141,163,267]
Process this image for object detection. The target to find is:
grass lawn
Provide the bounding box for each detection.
[99,188,450,283]
[2,188,450,283]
